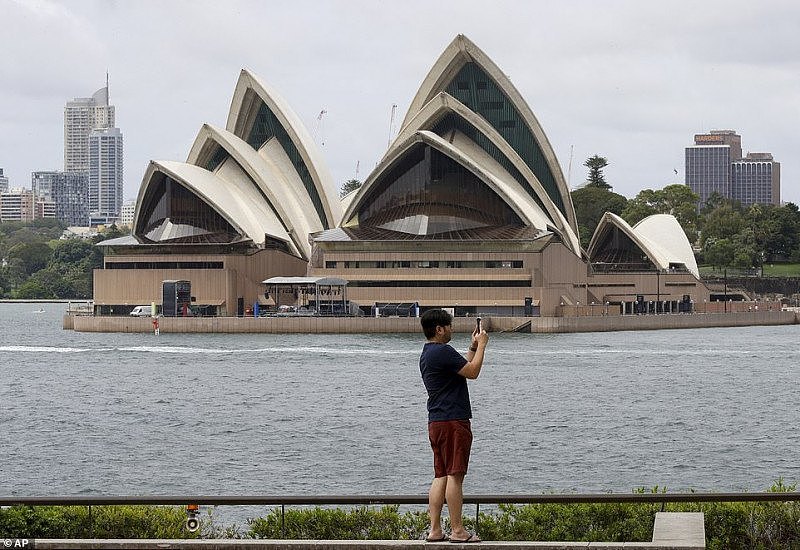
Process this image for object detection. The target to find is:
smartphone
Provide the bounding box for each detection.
[476,316,482,332]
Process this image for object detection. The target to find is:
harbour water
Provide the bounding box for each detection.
[1,303,798,503]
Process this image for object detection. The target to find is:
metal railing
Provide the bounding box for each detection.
[2,492,798,538]
[3,492,800,506]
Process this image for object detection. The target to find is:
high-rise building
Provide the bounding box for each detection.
[685,130,741,207]
[32,171,89,226]
[0,168,9,192]
[30,173,59,221]
[119,200,136,228]
[31,171,55,201]
[88,127,124,224]
[0,188,35,222]
[64,86,115,173]
[63,82,121,224]
[685,130,780,207]
[732,153,780,206]
[35,199,57,220]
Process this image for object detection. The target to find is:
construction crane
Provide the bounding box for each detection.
[566,145,574,189]
[387,104,397,148]
[313,109,327,146]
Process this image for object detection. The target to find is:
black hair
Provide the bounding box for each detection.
[420,308,452,339]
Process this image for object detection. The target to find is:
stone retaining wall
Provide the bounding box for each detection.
[66,311,798,334]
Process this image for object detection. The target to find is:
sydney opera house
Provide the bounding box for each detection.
[95,35,708,317]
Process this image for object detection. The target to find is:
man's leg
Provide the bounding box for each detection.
[445,473,468,539]
[428,476,447,539]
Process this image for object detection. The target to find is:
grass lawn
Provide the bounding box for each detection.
[699,263,800,277]
[762,263,800,277]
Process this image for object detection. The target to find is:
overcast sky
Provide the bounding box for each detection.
[2,0,799,205]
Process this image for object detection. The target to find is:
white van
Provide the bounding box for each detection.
[129,305,153,317]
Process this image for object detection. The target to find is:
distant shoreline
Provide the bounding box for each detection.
[0,299,80,303]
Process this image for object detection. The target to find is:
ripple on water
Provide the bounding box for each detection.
[1,305,799,498]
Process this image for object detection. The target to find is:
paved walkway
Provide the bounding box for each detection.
[32,542,701,550]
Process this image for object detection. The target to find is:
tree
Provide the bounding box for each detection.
[697,199,800,271]
[571,186,628,248]
[95,224,127,242]
[731,228,760,269]
[23,268,73,298]
[621,189,659,224]
[0,220,109,298]
[756,203,800,261]
[703,237,736,269]
[12,278,50,299]
[340,179,363,198]
[0,220,64,261]
[583,155,611,189]
[0,267,10,298]
[700,192,735,217]
[7,242,52,277]
[64,270,93,298]
[701,203,746,247]
[622,184,700,243]
[703,232,758,270]
[52,239,96,265]
[660,184,700,224]
[49,239,103,298]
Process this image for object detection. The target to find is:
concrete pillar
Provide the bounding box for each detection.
[652,512,705,548]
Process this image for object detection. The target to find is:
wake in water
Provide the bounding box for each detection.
[0,344,793,359]
[0,344,417,355]
[0,345,102,353]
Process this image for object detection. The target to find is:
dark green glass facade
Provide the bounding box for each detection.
[139,175,240,244]
[591,226,654,271]
[431,112,550,216]
[444,62,566,216]
[204,144,228,173]
[356,143,522,235]
[244,100,330,229]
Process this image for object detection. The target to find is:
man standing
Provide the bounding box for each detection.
[419,309,488,543]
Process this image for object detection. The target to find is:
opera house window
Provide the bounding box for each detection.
[356,144,522,236]
[139,175,239,243]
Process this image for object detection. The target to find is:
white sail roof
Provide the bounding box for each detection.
[133,160,292,248]
[186,124,319,259]
[385,92,580,254]
[226,69,342,229]
[588,212,699,278]
[399,34,577,233]
[634,214,699,278]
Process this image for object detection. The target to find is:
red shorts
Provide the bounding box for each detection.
[428,419,472,477]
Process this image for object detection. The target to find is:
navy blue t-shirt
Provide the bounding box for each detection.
[419,342,470,422]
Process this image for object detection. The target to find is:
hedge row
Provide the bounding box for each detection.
[2,486,798,549]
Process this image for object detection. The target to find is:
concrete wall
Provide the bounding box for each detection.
[309,240,713,317]
[68,311,798,334]
[558,300,783,317]
[528,310,796,333]
[94,249,307,315]
[308,249,539,309]
[704,275,800,298]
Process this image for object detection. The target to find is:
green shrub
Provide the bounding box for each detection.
[0,505,194,538]
[470,502,656,542]
[247,506,429,540]
[245,483,799,547]
[2,482,798,546]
